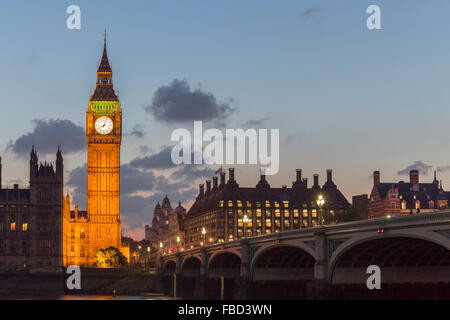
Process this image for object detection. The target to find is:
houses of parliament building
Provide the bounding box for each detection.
[0,36,129,270]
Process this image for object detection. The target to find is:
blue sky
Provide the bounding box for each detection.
[2,1,450,239]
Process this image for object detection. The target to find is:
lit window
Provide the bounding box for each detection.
[312,209,317,218]
[22,223,28,231]
[10,223,16,231]
[265,201,271,207]
[303,209,308,218]
[266,219,271,227]
[293,209,299,217]
[238,219,243,227]
[237,201,242,207]
[246,201,252,207]
[284,210,289,217]
[219,200,224,207]
[266,210,271,217]
[256,209,262,217]
[401,201,406,210]
[283,201,289,208]
[228,200,233,207]
[274,202,279,208]
[415,201,420,210]
[274,209,280,217]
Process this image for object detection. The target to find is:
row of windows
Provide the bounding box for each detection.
[219,200,341,208]
[0,223,28,231]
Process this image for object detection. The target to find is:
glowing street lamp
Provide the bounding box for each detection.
[176,236,181,252]
[201,227,206,246]
[316,194,325,226]
[243,214,249,238]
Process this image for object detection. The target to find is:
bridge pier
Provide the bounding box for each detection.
[307,230,331,299]
[194,248,209,299]
[234,239,250,299]
[153,257,165,292]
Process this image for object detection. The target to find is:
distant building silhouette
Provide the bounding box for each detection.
[145,195,186,253]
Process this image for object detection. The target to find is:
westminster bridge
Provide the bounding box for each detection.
[155,211,450,299]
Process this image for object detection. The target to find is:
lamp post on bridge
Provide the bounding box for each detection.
[243,214,249,238]
[201,227,206,246]
[316,194,325,226]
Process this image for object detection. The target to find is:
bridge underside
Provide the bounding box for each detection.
[252,246,315,281]
[208,252,241,279]
[332,237,450,285]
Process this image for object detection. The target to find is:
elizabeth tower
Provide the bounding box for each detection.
[85,35,122,264]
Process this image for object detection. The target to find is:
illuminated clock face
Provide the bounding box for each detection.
[95,116,113,135]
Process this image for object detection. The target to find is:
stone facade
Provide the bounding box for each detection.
[0,148,63,270]
[145,196,186,254]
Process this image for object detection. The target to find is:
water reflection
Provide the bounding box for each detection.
[0,294,173,300]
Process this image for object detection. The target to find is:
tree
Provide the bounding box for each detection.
[95,246,128,268]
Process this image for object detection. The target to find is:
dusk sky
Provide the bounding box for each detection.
[2,1,450,239]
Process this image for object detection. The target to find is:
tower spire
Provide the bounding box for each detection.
[90,30,118,102]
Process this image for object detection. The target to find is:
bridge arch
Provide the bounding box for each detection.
[181,256,201,277]
[162,260,176,276]
[250,244,315,281]
[207,251,241,278]
[330,235,450,285]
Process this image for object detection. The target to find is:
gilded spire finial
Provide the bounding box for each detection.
[104,29,107,44]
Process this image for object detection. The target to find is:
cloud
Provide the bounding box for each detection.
[397,161,433,176]
[437,165,450,173]
[302,7,324,19]
[7,119,85,156]
[243,117,270,127]
[129,145,203,170]
[129,146,176,170]
[171,165,215,180]
[127,124,145,138]
[137,145,152,155]
[145,79,235,124]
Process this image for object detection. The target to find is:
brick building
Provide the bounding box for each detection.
[183,168,350,248]
[367,169,449,218]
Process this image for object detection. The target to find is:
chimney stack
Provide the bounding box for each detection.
[296,169,302,182]
[302,178,308,188]
[213,176,218,189]
[327,169,332,182]
[313,174,319,187]
[229,168,235,182]
[199,184,204,196]
[373,171,380,186]
[410,170,419,191]
[220,172,226,186]
[206,180,211,193]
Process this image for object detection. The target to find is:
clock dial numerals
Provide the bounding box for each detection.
[95,116,113,135]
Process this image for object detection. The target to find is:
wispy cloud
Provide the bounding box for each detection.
[302,7,324,19]
[397,161,433,176]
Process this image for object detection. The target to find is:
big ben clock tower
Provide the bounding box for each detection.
[85,33,122,265]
